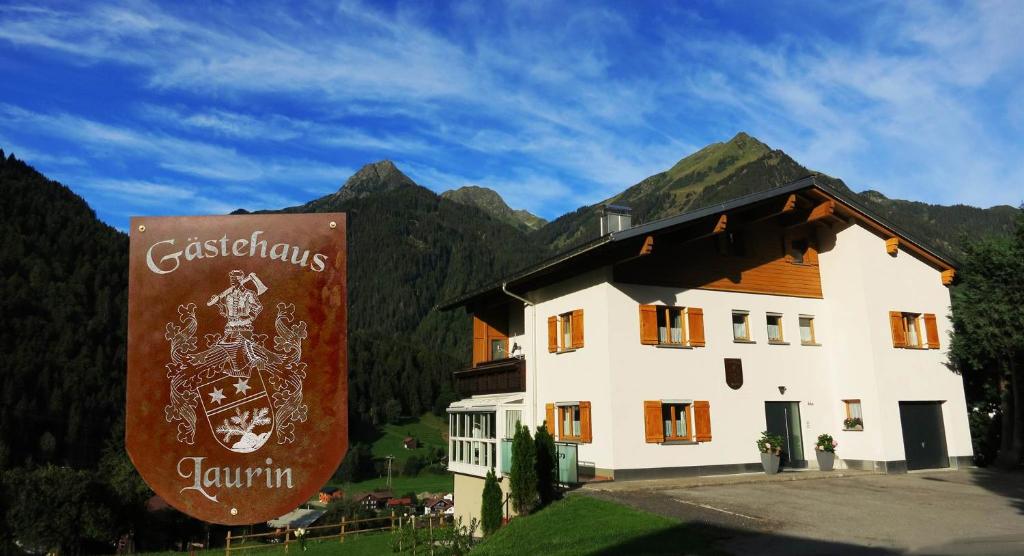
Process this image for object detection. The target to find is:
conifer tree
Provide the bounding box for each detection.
[949,210,1024,467]
[534,424,557,507]
[509,423,537,515]
[481,468,502,536]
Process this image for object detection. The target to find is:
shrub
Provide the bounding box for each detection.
[481,468,503,536]
[509,423,537,515]
[534,424,557,507]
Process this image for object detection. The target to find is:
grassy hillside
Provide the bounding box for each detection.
[472,495,721,555]
[370,413,447,466]
[531,133,1018,259]
[329,413,454,496]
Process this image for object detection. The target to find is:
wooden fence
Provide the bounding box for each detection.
[223,511,452,554]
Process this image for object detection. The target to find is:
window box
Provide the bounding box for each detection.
[843,400,863,431]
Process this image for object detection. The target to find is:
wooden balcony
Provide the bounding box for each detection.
[454,357,526,396]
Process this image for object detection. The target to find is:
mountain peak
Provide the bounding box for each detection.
[328,160,417,203]
[665,131,771,181]
[442,185,547,231]
[350,159,403,182]
[726,131,769,152]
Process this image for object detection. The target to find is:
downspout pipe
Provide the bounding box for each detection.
[501,282,537,429]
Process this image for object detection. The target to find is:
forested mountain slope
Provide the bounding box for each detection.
[277,161,547,422]
[441,185,547,231]
[0,151,128,469]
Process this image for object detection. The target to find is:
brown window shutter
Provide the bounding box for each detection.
[643,401,664,443]
[687,307,705,347]
[923,313,940,349]
[579,401,592,443]
[889,311,907,348]
[472,315,487,365]
[693,401,712,442]
[547,316,558,353]
[571,309,585,348]
[639,305,659,345]
[545,403,555,435]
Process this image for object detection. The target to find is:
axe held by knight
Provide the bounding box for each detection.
[207,272,269,306]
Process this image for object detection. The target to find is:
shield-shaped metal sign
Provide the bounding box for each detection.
[127,213,347,525]
[725,358,743,390]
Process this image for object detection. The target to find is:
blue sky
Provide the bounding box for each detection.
[0,1,1021,230]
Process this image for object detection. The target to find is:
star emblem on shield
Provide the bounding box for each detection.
[162,270,309,453]
[199,373,275,453]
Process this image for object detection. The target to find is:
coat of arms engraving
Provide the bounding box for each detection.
[163,270,308,453]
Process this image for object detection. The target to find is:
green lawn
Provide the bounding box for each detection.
[328,473,453,497]
[370,413,448,467]
[471,495,724,555]
[144,530,392,555]
[324,413,453,497]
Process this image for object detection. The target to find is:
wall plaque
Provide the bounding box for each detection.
[127,213,347,525]
[725,358,743,389]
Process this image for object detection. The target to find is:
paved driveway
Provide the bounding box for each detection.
[582,469,1024,555]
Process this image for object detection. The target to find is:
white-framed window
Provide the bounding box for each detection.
[448,411,497,468]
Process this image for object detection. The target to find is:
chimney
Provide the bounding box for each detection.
[600,205,632,235]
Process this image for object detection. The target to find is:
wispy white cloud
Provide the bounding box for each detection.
[0,0,1020,231]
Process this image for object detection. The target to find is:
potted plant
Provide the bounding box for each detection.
[814,433,838,471]
[843,417,863,431]
[757,431,784,474]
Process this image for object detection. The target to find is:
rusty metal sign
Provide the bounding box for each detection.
[725,358,743,390]
[126,213,347,525]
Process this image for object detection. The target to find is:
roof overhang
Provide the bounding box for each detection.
[446,392,524,411]
[437,176,957,312]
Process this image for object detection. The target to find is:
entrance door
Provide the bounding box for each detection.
[765,402,805,468]
[899,402,949,470]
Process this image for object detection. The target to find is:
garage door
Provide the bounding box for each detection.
[899,402,949,471]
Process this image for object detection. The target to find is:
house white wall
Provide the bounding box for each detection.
[450,218,972,483]
[605,284,831,472]
[819,223,972,464]
[529,268,618,475]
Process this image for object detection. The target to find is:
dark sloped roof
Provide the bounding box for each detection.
[438,176,956,311]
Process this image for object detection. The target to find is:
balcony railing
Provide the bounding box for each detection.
[453,357,525,396]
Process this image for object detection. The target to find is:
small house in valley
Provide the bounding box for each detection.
[318,486,343,505]
[439,177,972,528]
[355,491,392,511]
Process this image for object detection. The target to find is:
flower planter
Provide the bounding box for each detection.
[816,450,835,471]
[760,452,780,474]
